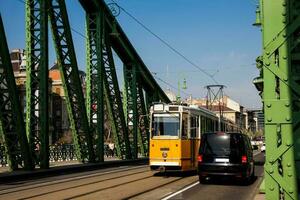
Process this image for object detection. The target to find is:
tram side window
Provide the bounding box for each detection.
[182,114,188,139]
[207,118,213,132]
[201,116,206,133]
[214,120,218,131]
[190,116,198,138]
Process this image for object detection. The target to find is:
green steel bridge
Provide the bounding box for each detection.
[0,0,299,199]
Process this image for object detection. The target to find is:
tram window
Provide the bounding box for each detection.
[182,114,188,139]
[206,118,211,132]
[201,116,206,133]
[207,119,212,132]
[214,120,218,131]
[152,114,180,137]
[190,116,198,138]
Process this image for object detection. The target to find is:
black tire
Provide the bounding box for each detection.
[199,176,207,184]
[250,165,255,180]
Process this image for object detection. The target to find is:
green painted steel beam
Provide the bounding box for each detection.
[86,12,105,162]
[48,0,95,163]
[0,14,33,170]
[79,0,170,103]
[102,35,131,159]
[137,83,149,156]
[124,65,149,157]
[255,0,300,199]
[25,0,49,169]
[124,65,138,159]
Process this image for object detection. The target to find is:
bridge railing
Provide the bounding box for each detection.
[0,143,120,168]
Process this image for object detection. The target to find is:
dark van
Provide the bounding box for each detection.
[198,132,254,183]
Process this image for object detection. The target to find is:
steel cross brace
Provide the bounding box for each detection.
[124,66,150,158]
[25,0,49,169]
[102,34,131,159]
[48,0,95,163]
[0,14,33,170]
[79,0,170,103]
[258,0,300,199]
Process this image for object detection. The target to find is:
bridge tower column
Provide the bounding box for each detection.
[86,11,105,162]
[256,0,300,199]
[25,0,49,169]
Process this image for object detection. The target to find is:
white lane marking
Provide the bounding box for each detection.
[0,165,147,194]
[161,181,199,200]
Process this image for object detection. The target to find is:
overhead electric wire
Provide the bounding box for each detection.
[110,0,218,84]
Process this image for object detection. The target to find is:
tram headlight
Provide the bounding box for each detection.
[162,152,168,158]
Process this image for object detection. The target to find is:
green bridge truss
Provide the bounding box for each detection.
[2,1,300,199]
[0,14,33,170]
[0,0,169,170]
[254,0,300,199]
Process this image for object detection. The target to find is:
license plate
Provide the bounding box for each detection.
[215,158,229,163]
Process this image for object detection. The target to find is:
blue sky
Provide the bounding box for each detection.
[0,0,262,109]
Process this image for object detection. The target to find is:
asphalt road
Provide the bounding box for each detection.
[0,153,264,200]
[163,153,265,200]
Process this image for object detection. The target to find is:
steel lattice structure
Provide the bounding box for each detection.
[25,0,49,169]
[254,0,300,199]
[80,0,170,159]
[0,0,170,169]
[86,12,105,162]
[0,14,33,170]
[48,0,95,163]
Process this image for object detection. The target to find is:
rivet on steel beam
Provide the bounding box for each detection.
[286,140,291,146]
[284,78,288,81]
[276,128,281,133]
[266,51,270,55]
[286,117,291,121]
[288,172,293,177]
[270,187,274,191]
[287,163,291,167]
[283,56,287,59]
[282,19,286,23]
[289,188,294,194]
[283,33,287,37]
[282,11,287,16]
[267,118,272,122]
[267,103,271,108]
[266,61,271,66]
[282,1,287,6]
[269,158,274,163]
[269,168,274,174]
[285,103,290,107]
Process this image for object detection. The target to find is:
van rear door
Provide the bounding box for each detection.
[199,133,245,164]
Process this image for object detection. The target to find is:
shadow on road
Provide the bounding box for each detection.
[200,175,257,186]
[153,170,197,178]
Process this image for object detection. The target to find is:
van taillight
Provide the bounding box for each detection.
[197,155,203,162]
[242,155,247,163]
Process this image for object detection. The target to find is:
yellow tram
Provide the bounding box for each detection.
[149,103,237,172]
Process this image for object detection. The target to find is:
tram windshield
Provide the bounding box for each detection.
[152,113,180,137]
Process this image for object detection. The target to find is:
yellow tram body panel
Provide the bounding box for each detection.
[149,138,200,171]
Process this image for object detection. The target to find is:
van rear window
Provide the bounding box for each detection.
[200,133,245,156]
